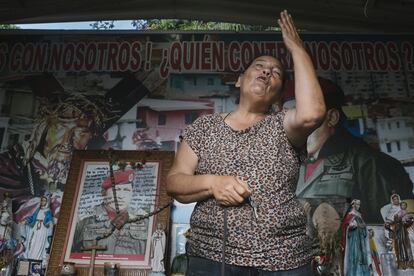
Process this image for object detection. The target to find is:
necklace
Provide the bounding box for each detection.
[222,111,267,133]
[223,112,232,121]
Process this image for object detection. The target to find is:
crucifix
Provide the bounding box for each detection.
[81,240,107,276]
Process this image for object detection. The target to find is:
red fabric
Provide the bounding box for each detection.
[104,206,118,221]
[304,159,322,182]
[103,205,129,230]
[101,170,134,190]
[372,255,382,276]
[341,212,354,252]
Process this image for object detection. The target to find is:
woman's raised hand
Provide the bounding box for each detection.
[278,10,304,53]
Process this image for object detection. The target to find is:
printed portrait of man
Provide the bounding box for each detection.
[71,169,149,255]
[0,73,149,222]
[282,77,414,224]
[282,77,414,274]
[0,92,106,220]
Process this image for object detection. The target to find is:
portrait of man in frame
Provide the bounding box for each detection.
[46,150,173,275]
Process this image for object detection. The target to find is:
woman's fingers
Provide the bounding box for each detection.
[233,176,251,196]
[277,18,285,32]
[278,11,290,33]
[285,11,297,34]
[226,192,246,206]
[278,10,303,53]
[280,10,298,38]
[215,176,251,206]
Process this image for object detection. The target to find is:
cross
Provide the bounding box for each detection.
[81,240,107,276]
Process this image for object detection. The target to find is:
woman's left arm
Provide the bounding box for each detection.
[278,10,326,147]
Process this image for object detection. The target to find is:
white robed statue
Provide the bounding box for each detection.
[150,222,166,274]
[381,194,402,223]
[380,193,403,251]
[21,196,54,264]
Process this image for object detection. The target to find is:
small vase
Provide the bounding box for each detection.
[60,262,76,275]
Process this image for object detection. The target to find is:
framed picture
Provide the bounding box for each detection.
[170,223,190,266]
[16,259,43,276]
[29,260,43,276]
[46,150,174,275]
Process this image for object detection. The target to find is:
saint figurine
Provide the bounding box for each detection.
[21,195,53,264]
[341,199,371,276]
[0,193,12,244]
[381,194,402,223]
[150,222,166,274]
[385,201,414,269]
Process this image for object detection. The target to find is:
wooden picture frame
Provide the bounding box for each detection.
[47,150,174,275]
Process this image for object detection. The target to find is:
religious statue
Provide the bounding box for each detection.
[21,196,54,266]
[0,193,13,244]
[385,201,414,269]
[311,202,342,276]
[0,193,15,273]
[380,193,402,251]
[150,222,166,275]
[341,199,371,276]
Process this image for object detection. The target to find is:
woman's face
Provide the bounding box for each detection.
[40,197,48,207]
[353,200,361,210]
[392,195,400,206]
[236,56,284,106]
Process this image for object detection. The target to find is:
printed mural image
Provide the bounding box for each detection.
[283,78,414,222]
[0,32,414,272]
[104,98,215,152]
[0,71,151,266]
[282,77,414,275]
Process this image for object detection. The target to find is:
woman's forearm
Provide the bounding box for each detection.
[166,173,216,203]
[292,48,326,129]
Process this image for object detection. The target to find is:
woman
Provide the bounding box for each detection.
[341,199,371,276]
[166,10,325,275]
[23,196,54,262]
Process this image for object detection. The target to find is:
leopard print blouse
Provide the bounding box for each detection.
[183,111,312,271]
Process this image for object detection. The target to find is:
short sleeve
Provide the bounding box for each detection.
[272,109,306,159]
[182,115,208,159]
